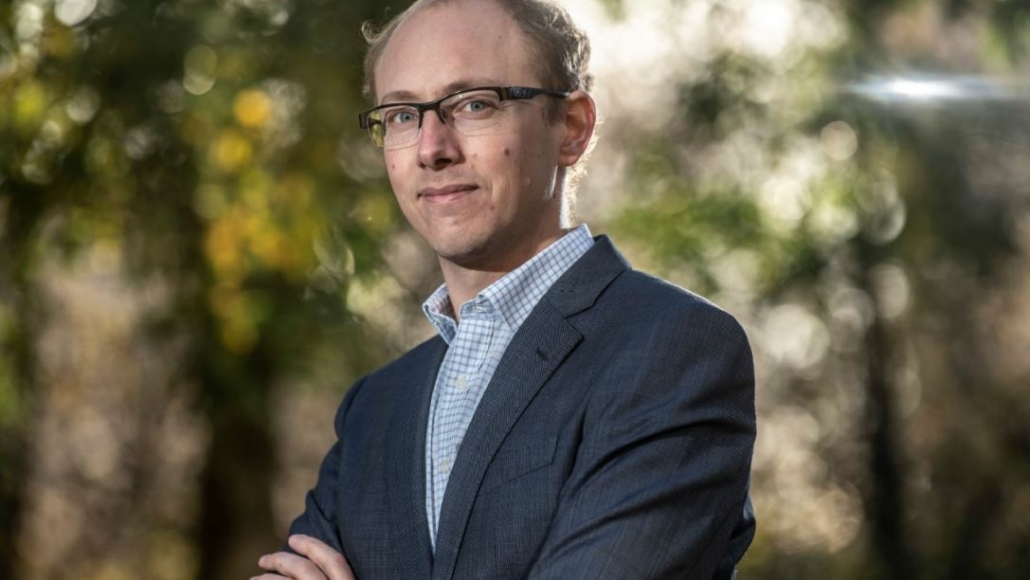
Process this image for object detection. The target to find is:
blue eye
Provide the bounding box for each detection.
[455,97,497,117]
[386,109,418,125]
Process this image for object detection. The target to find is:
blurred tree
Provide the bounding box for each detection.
[1,0,414,577]
[608,1,1030,579]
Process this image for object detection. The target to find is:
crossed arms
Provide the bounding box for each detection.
[257,291,756,580]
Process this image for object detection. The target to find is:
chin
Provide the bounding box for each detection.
[434,238,497,268]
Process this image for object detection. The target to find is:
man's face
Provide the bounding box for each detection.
[374,0,567,272]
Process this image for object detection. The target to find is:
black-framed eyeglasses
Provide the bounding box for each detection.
[358,86,569,150]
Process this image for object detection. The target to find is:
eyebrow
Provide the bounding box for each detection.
[379,78,502,104]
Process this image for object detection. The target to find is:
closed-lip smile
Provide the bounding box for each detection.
[418,184,478,202]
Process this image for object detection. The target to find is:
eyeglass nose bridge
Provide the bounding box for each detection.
[416,100,452,130]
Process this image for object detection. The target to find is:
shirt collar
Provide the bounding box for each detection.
[422,224,594,344]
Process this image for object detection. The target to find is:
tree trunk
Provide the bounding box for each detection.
[194,341,279,580]
[859,241,916,580]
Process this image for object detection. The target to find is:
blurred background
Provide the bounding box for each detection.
[2,0,1029,578]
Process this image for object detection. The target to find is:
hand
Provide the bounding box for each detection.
[252,534,355,580]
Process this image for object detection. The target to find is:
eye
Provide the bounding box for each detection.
[455,96,498,116]
[385,108,418,125]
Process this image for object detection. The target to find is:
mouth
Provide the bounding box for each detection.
[418,184,479,204]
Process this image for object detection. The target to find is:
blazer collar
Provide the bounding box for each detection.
[544,235,631,317]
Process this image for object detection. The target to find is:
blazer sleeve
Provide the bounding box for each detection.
[284,375,368,555]
[526,304,757,580]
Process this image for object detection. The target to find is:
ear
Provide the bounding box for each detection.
[556,90,597,168]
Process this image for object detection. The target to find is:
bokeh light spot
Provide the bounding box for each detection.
[54,0,98,27]
[183,45,218,96]
[211,130,253,173]
[820,120,859,161]
[234,89,272,129]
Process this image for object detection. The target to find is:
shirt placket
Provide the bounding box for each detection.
[427,305,495,547]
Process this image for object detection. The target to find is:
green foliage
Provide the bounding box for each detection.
[1,0,408,577]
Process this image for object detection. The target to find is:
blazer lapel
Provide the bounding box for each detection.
[385,338,446,580]
[432,304,581,580]
[430,236,630,580]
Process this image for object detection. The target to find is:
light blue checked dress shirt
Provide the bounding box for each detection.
[421,224,594,550]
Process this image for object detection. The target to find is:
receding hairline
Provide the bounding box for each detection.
[364,0,555,103]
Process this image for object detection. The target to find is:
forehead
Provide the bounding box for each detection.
[375,0,538,102]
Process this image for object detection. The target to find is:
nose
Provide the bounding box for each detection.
[417,108,463,170]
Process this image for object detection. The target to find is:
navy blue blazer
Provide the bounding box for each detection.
[289,236,756,579]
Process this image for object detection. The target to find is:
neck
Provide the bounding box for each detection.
[439,229,569,318]
[439,265,506,315]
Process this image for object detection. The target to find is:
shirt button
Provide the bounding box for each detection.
[439,458,451,475]
[455,375,469,391]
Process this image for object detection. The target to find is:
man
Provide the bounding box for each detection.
[255,0,756,578]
